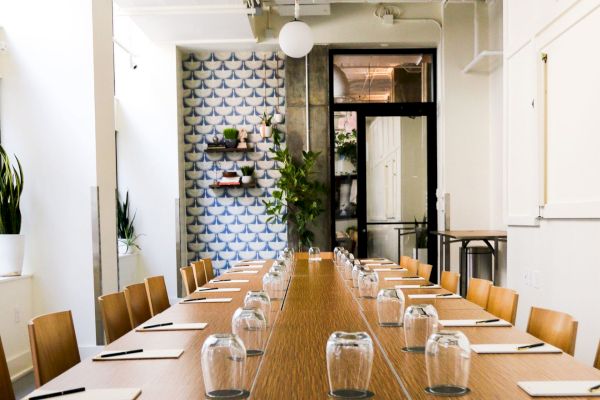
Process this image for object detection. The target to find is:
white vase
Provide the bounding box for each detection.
[260,125,272,138]
[0,234,25,276]
[413,248,428,264]
[272,113,284,124]
[118,239,137,255]
[241,176,253,184]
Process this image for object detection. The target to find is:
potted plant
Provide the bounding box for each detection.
[260,112,273,138]
[0,145,25,276]
[335,129,357,174]
[413,215,428,264]
[264,128,325,250]
[117,191,141,255]
[240,166,254,184]
[223,128,239,149]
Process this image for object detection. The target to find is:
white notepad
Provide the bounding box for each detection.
[360,258,392,263]
[439,319,512,327]
[93,349,183,361]
[25,388,141,400]
[238,260,265,265]
[517,381,600,397]
[225,270,258,274]
[373,268,407,272]
[471,343,562,354]
[209,279,249,283]
[385,277,423,281]
[136,323,207,332]
[196,287,241,293]
[396,284,441,289]
[231,265,263,270]
[180,298,233,304]
[365,263,399,267]
[408,294,461,299]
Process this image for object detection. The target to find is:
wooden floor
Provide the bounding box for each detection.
[34,255,600,399]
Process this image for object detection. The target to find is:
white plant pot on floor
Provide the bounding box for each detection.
[0,234,25,276]
[413,248,428,265]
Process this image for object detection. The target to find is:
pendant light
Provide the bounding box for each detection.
[278,0,314,58]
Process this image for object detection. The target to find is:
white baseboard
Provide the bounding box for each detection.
[8,349,32,381]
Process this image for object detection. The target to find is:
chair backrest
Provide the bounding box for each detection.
[486,286,519,324]
[124,283,152,328]
[466,278,493,308]
[441,271,460,293]
[191,261,207,288]
[399,256,411,268]
[595,340,600,370]
[28,311,81,387]
[527,307,578,355]
[180,266,197,296]
[406,258,419,275]
[145,275,170,316]
[98,292,133,344]
[417,263,433,281]
[202,258,215,281]
[0,336,15,400]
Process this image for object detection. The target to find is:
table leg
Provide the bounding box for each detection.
[493,237,498,284]
[438,235,443,283]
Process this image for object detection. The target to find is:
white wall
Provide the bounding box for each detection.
[0,277,32,379]
[114,17,180,298]
[505,0,600,364]
[0,0,117,354]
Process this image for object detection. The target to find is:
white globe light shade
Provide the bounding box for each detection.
[279,20,314,58]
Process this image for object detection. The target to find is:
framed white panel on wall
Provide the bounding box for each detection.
[506,41,541,226]
[537,2,600,219]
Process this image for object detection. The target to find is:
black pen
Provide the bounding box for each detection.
[475,318,500,324]
[517,342,545,350]
[197,287,219,292]
[100,349,143,358]
[420,283,435,287]
[183,297,207,302]
[589,383,600,393]
[213,279,231,282]
[143,322,174,329]
[29,387,86,400]
[437,293,454,297]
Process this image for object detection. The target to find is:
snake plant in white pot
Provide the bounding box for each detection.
[117,191,141,255]
[0,145,25,276]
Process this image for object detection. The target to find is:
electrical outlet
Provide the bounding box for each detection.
[532,270,541,289]
[14,307,20,323]
[523,271,530,286]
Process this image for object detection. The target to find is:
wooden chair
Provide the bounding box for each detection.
[399,256,410,268]
[202,258,215,281]
[180,266,197,296]
[98,292,133,344]
[527,307,578,355]
[145,275,170,316]
[441,271,460,293]
[28,311,81,387]
[191,261,207,288]
[124,283,152,328]
[594,340,600,370]
[486,286,519,324]
[417,263,433,281]
[0,336,15,400]
[406,258,419,276]
[466,278,493,308]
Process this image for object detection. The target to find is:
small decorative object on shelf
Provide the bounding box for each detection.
[207,135,225,150]
[260,112,273,138]
[240,166,255,184]
[217,171,241,186]
[223,128,239,148]
[237,128,248,149]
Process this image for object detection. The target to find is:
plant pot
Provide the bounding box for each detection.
[335,153,356,175]
[118,239,138,255]
[241,176,253,184]
[224,139,238,148]
[0,234,25,276]
[260,124,272,138]
[413,248,428,264]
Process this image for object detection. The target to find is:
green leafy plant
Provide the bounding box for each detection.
[415,215,428,248]
[261,111,273,127]
[0,145,24,235]
[335,129,357,168]
[240,166,255,176]
[223,128,239,140]
[263,128,325,249]
[117,191,141,252]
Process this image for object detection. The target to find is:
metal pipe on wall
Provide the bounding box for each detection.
[305,54,310,152]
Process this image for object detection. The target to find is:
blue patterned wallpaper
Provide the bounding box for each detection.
[181,51,287,275]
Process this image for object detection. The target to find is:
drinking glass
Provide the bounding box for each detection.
[308,246,322,262]
[376,288,405,327]
[262,271,284,300]
[201,333,247,399]
[243,290,271,327]
[326,331,374,398]
[270,264,288,284]
[425,331,471,396]
[351,264,363,288]
[403,304,439,352]
[358,270,379,298]
[231,307,267,356]
[343,259,354,280]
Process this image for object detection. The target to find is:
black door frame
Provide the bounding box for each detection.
[328,48,439,281]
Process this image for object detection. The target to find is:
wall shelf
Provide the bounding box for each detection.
[205,147,253,153]
[463,50,503,74]
[209,183,256,189]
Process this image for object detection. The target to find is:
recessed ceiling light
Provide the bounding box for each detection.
[380,43,389,47]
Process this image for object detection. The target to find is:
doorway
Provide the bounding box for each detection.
[329,49,438,278]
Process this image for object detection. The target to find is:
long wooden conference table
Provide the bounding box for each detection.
[35,253,600,399]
